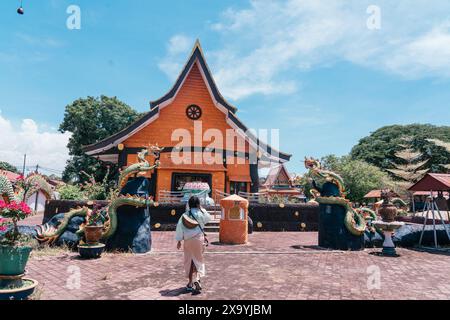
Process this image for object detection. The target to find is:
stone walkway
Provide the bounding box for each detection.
[26,232,450,300]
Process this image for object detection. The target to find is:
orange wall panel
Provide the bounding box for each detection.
[122,61,254,199]
[123,63,249,153]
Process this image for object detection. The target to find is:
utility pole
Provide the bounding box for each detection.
[22,154,26,176]
[34,164,39,213]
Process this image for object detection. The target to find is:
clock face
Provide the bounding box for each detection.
[186,105,202,120]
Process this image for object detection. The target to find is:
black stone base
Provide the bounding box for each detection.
[105,206,151,254]
[318,204,364,251]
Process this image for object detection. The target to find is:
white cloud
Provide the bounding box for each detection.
[158,34,194,82]
[15,32,64,48]
[159,0,450,100]
[0,112,71,174]
[384,22,450,78]
[167,34,193,55]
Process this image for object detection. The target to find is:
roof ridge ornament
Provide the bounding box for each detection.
[149,39,238,114]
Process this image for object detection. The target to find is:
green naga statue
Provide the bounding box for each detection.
[36,145,163,245]
[304,158,375,237]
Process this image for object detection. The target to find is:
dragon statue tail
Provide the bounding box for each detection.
[101,195,155,239]
[0,175,18,203]
[35,146,163,245]
[36,207,89,245]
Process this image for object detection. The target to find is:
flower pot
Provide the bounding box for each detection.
[84,225,104,244]
[378,203,398,222]
[0,246,32,276]
[0,278,38,300]
[78,244,105,259]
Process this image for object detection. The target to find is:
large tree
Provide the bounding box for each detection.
[59,96,142,183]
[0,161,20,174]
[320,155,396,203]
[350,124,450,173]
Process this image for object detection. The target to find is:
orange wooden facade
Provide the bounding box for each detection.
[83,41,291,201]
[123,63,251,199]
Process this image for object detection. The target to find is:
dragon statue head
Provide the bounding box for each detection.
[304,157,320,171]
[147,144,164,164]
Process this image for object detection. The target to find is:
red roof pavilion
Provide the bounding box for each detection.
[409,173,450,192]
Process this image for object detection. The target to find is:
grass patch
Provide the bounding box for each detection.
[30,243,73,259]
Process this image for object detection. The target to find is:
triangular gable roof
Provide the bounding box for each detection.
[409,173,450,192]
[264,164,291,186]
[83,40,291,163]
[150,40,237,114]
[363,189,399,199]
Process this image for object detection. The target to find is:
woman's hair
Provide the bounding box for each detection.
[188,196,201,209]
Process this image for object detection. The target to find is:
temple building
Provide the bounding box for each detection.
[260,164,303,200]
[83,41,291,200]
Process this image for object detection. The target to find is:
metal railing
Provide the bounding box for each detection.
[158,190,185,204]
[158,189,210,204]
[213,190,230,205]
[238,191,269,203]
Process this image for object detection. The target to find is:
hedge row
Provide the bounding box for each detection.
[44,201,319,232]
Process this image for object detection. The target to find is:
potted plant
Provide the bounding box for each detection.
[84,204,105,245]
[0,200,39,300]
[78,204,106,259]
[0,200,36,275]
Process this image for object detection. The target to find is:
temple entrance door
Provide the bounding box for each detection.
[230,181,248,195]
[171,173,213,195]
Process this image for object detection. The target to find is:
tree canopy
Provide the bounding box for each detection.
[428,139,450,171]
[320,155,396,203]
[0,161,20,174]
[350,124,450,174]
[59,96,142,183]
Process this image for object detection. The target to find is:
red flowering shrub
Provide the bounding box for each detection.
[0,200,32,220]
[0,217,7,233]
[0,200,34,246]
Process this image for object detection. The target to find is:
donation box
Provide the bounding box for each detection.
[219,195,249,245]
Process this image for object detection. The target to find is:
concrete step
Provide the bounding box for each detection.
[205,219,221,233]
[204,226,220,233]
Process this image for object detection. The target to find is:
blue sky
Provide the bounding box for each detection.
[1,0,450,175]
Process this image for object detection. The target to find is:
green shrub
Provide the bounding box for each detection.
[57,184,86,200]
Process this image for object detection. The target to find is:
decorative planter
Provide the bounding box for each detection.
[84,225,104,244]
[0,246,32,276]
[378,203,398,222]
[0,247,37,300]
[372,190,404,257]
[0,277,38,300]
[78,243,105,259]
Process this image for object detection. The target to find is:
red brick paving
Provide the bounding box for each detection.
[19,213,44,226]
[27,232,450,300]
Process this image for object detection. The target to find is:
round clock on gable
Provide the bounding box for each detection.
[186,104,202,120]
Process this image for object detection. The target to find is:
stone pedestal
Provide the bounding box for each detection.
[372,221,404,256]
[219,195,249,245]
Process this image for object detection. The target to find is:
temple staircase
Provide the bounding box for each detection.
[204,209,221,233]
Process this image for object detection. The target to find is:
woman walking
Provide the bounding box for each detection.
[176,196,212,294]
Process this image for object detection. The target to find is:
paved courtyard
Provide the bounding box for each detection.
[26,231,450,300]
